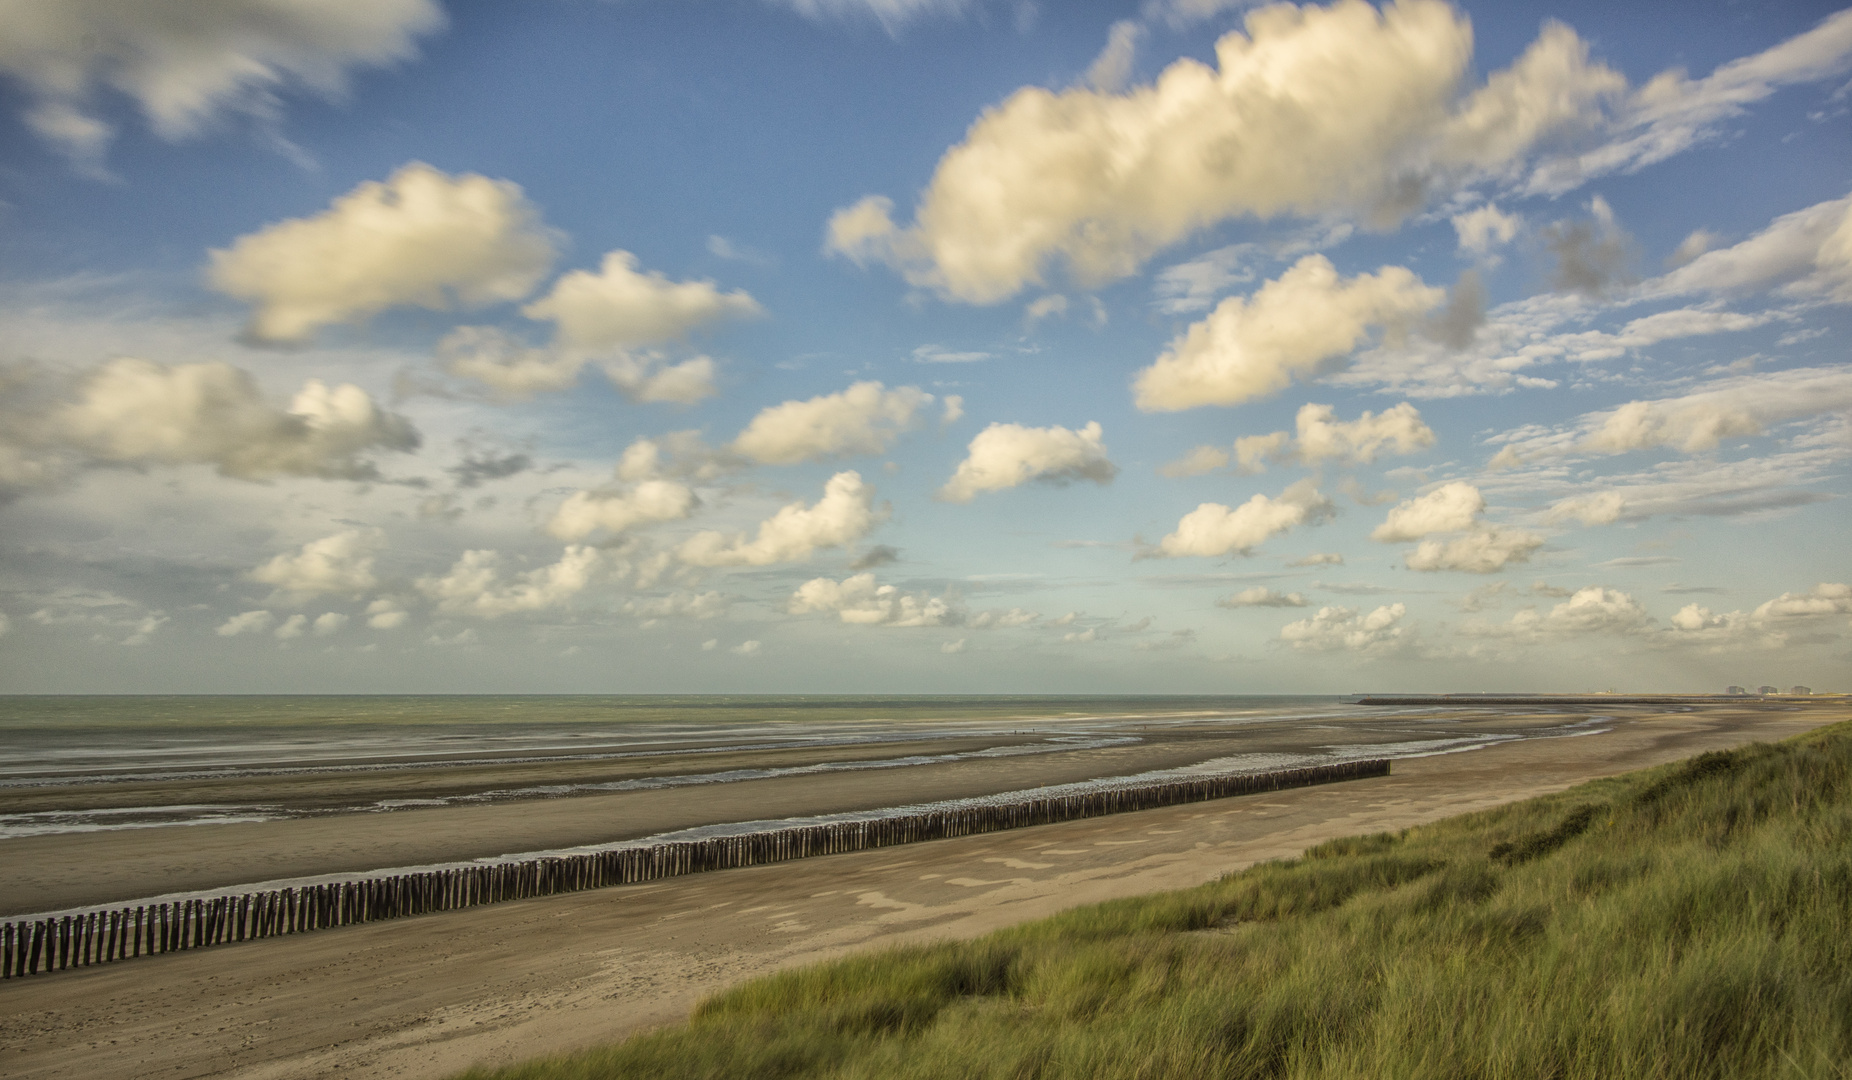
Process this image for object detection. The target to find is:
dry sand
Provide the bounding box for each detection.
[0,701,1841,1080]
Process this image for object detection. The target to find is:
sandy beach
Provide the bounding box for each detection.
[0,700,1841,1080]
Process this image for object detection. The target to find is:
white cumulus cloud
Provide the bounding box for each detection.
[209,163,559,343]
[1374,483,1541,572]
[1664,582,1851,651]
[837,6,1852,302]
[788,573,956,627]
[1467,585,1652,639]
[1152,478,1333,558]
[216,610,274,637]
[1167,402,1432,476]
[417,546,604,618]
[732,381,932,465]
[968,607,1039,629]
[1254,401,1438,472]
[613,432,735,484]
[15,358,418,483]
[365,598,408,630]
[1371,481,1484,542]
[1753,582,1852,621]
[1280,603,1409,653]
[438,245,757,403]
[1294,402,1436,464]
[251,529,382,600]
[435,326,588,400]
[1532,586,1651,634]
[599,353,721,406]
[678,471,887,567]
[1405,526,1542,573]
[1452,204,1521,256]
[548,480,700,541]
[522,250,761,350]
[826,1,1636,303]
[1134,256,1444,411]
[437,246,755,405]
[938,421,1116,502]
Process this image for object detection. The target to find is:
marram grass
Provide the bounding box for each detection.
[459,722,1852,1079]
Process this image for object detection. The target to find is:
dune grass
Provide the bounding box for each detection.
[459,721,1852,1079]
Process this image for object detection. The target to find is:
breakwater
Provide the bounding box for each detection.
[1350,694,1807,706]
[1,758,1389,978]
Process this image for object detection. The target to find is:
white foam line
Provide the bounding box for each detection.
[0,736,1141,840]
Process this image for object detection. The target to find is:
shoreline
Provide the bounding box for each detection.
[1,701,1646,915]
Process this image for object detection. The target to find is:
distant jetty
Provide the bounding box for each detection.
[1348,693,1830,706]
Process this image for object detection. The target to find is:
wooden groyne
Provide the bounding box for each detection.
[1,758,1388,978]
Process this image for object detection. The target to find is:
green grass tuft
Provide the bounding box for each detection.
[458,721,1852,1080]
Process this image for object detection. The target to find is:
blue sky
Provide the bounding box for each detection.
[0,0,1848,693]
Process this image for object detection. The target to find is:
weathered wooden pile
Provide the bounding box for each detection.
[1,757,1389,978]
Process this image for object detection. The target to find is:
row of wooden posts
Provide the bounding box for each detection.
[1,758,1390,978]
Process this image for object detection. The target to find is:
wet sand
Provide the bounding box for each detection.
[5,702,1633,915]
[0,700,1840,1080]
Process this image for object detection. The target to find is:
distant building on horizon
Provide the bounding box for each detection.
[1791,686,1813,696]
[1726,686,1748,695]
[1757,685,1780,695]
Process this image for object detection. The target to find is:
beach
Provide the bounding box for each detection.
[0,697,1841,1079]
[4,696,1675,915]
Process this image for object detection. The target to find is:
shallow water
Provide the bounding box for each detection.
[0,695,1345,775]
[0,695,1599,839]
